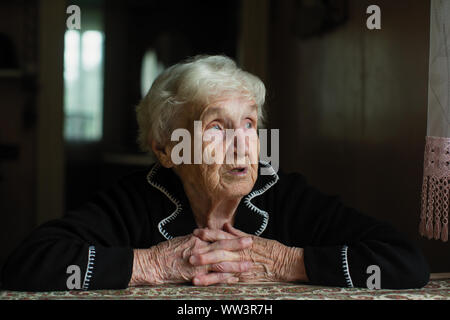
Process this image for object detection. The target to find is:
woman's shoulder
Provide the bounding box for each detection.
[90,163,158,203]
[270,165,309,191]
[269,166,339,202]
[115,163,158,186]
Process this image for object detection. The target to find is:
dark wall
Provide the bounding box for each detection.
[268,0,449,272]
[0,0,38,265]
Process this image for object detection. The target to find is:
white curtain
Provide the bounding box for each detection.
[420,0,450,242]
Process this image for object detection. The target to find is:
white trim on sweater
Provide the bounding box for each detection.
[82,246,96,290]
[341,245,354,288]
[147,161,279,239]
[243,160,279,236]
[146,163,182,240]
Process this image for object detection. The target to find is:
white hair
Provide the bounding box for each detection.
[136,54,267,153]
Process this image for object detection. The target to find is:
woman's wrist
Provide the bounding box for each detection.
[277,246,309,283]
[129,248,164,286]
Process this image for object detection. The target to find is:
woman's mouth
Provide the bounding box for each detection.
[228,167,248,176]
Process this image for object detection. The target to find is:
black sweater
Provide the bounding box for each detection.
[0,161,429,291]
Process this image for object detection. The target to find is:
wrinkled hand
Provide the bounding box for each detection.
[192,223,308,284]
[129,233,254,286]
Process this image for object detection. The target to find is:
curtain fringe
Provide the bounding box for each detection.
[420,175,449,242]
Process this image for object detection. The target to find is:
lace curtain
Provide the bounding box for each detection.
[420,0,450,242]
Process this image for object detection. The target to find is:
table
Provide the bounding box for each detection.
[0,279,449,300]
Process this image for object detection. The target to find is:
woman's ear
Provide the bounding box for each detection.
[151,140,174,168]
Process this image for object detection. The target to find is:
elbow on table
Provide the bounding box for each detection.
[407,255,430,289]
[0,260,36,291]
[0,249,56,292]
[394,246,430,289]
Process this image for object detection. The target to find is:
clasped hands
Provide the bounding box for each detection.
[130,223,307,286]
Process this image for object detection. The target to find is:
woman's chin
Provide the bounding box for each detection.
[221,182,254,198]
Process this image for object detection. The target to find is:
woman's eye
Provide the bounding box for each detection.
[245,122,253,129]
[212,124,221,130]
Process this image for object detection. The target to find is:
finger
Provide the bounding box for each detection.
[182,237,209,259]
[209,261,253,273]
[193,272,239,286]
[189,249,241,266]
[193,228,237,242]
[192,237,253,255]
[223,223,248,237]
[192,237,210,250]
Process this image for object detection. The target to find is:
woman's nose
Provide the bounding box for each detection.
[233,128,249,157]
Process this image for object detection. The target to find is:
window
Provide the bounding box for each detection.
[63,27,104,141]
[141,49,164,98]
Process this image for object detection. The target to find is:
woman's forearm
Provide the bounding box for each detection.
[129,241,309,287]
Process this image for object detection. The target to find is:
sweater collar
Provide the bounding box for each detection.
[146,161,279,240]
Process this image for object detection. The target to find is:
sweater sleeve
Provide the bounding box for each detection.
[274,172,430,289]
[0,176,147,291]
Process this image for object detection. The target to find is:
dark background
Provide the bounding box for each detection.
[0,0,448,275]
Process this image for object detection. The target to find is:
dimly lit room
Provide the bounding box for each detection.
[0,0,449,302]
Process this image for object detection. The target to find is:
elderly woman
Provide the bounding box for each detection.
[1,55,429,291]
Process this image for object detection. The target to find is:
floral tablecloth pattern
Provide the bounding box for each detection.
[1,280,449,300]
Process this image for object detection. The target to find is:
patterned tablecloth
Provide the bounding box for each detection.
[0,279,449,300]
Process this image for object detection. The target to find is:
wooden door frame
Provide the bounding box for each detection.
[36,0,65,225]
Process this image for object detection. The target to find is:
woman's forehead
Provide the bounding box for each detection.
[197,96,258,118]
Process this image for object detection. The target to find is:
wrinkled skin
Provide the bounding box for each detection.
[191,224,307,285]
[129,224,307,287]
[129,233,254,286]
[174,96,260,201]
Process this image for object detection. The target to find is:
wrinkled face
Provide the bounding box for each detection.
[172,95,260,200]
